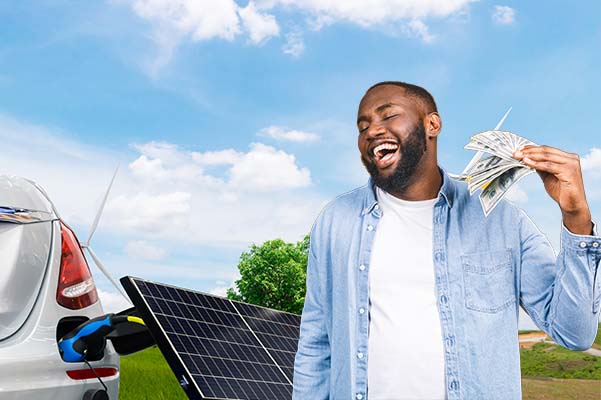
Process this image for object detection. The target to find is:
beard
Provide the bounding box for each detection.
[361,123,427,194]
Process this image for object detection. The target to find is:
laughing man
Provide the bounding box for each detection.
[292,82,601,399]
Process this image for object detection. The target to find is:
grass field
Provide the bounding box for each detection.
[119,347,186,400]
[521,378,601,400]
[520,342,601,379]
[120,325,601,399]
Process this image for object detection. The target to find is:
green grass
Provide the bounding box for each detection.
[594,324,601,348]
[522,378,601,400]
[520,342,601,380]
[119,346,186,400]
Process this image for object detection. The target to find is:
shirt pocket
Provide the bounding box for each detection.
[461,249,515,313]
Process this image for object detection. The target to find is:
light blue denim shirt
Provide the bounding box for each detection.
[292,168,601,400]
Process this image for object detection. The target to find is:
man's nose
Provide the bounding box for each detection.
[366,122,386,139]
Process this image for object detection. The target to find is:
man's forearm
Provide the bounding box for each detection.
[519,209,601,350]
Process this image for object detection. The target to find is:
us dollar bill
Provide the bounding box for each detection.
[479,167,534,216]
[455,130,536,216]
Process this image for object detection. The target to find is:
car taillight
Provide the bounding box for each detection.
[57,221,98,309]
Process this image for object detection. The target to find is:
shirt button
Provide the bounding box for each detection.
[374,204,379,210]
[367,225,374,231]
[357,352,364,359]
[593,242,599,248]
[579,241,587,248]
[359,264,366,271]
[356,394,363,400]
[440,294,448,304]
[359,308,365,314]
[449,380,459,391]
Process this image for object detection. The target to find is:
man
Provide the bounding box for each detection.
[292,81,600,399]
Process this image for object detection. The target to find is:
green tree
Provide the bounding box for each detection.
[227,235,309,314]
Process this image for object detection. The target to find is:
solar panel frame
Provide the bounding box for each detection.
[120,276,300,400]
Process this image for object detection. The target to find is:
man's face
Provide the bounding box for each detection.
[357,85,427,193]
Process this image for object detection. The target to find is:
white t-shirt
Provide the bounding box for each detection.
[367,186,446,400]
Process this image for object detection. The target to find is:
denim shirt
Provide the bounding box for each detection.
[292,169,601,400]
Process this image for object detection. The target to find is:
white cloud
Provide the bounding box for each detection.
[492,5,515,25]
[1,113,323,265]
[97,288,132,313]
[133,141,181,164]
[259,125,320,142]
[132,0,241,41]
[271,0,475,28]
[192,149,242,165]
[238,1,280,45]
[129,0,279,73]
[210,273,240,297]
[404,19,435,44]
[272,0,473,44]
[127,0,477,71]
[282,30,305,57]
[129,141,223,185]
[130,0,243,76]
[1,114,326,299]
[125,240,168,260]
[108,191,191,233]
[581,147,601,178]
[115,141,319,246]
[229,143,311,190]
[130,140,311,191]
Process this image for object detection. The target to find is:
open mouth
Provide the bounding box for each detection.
[371,142,400,168]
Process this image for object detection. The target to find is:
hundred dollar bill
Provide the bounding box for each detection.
[479,167,534,216]
[450,107,514,180]
[455,129,536,216]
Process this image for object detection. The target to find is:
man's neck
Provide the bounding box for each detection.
[384,166,442,201]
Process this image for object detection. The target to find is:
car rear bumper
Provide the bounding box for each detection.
[0,372,119,400]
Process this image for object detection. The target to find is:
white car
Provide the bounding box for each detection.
[0,175,120,399]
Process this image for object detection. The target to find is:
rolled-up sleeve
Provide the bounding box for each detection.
[519,210,601,350]
[292,235,331,399]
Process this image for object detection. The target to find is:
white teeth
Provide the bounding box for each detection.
[373,143,399,158]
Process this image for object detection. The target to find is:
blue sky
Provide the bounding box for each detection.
[1,1,600,328]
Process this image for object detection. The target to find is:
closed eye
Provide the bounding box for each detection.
[358,114,399,133]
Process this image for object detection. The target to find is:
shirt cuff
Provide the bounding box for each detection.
[561,220,601,251]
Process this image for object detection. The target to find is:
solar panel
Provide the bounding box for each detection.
[120,276,301,400]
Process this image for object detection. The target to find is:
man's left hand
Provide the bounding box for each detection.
[513,145,593,235]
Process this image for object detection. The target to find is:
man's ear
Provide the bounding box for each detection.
[425,112,442,139]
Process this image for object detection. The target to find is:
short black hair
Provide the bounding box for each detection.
[365,81,438,115]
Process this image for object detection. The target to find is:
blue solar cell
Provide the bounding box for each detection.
[121,277,300,400]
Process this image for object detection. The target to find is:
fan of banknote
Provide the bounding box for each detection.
[456,130,537,216]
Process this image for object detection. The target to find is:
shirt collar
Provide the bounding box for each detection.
[362,166,456,216]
